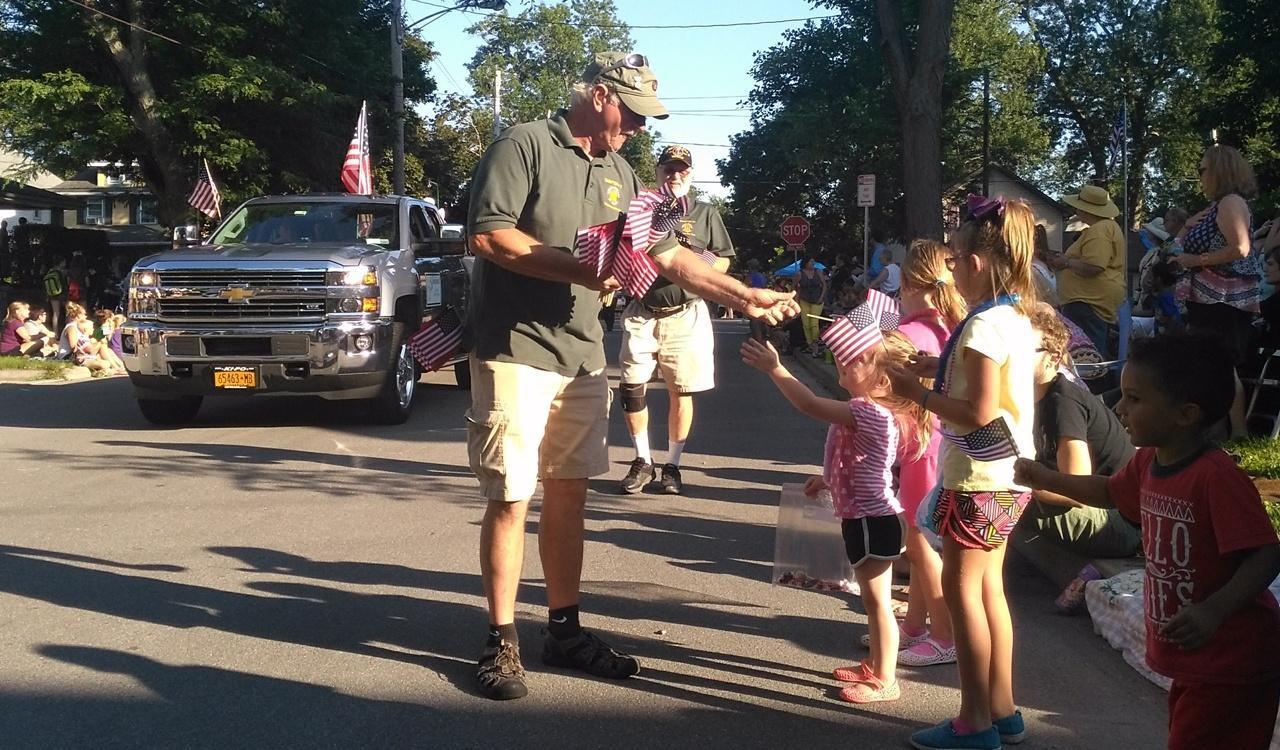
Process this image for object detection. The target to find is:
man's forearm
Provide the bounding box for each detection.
[470,228,592,285]
[657,248,753,311]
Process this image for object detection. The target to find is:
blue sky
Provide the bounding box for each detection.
[408,0,829,196]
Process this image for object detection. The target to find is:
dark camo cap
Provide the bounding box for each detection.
[582,51,668,119]
[657,144,693,167]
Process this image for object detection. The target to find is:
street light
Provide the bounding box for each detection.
[391,0,507,196]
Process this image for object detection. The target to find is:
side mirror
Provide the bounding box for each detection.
[172,225,200,246]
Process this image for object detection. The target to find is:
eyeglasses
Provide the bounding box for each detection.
[944,255,960,270]
[596,53,648,79]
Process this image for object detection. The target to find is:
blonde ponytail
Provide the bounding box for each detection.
[901,238,968,328]
[872,331,932,461]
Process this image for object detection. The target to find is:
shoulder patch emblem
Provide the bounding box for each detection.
[606,185,621,209]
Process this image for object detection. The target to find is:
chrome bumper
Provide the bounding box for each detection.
[120,319,394,399]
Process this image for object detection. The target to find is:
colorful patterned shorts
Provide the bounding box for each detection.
[934,489,1032,551]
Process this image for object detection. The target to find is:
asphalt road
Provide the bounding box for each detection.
[0,319,1167,749]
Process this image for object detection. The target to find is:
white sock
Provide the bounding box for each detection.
[631,431,651,463]
[666,440,686,467]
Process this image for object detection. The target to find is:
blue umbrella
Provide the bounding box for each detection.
[773,259,826,278]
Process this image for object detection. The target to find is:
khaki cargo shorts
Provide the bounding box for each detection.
[619,299,715,393]
[465,357,612,503]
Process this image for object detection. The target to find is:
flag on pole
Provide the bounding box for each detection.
[941,416,1019,461]
[341,101,373,195]
[1107,109,1126,173]
[407,307,464,372]
[187,159,221,219]
[613,234,661,298]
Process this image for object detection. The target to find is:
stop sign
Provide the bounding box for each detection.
[780,215,810,246]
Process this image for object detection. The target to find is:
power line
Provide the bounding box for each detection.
[409,1,839,30]
[59,0,184,46]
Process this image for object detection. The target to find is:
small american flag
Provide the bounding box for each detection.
[574,220,620,279]
[341,100,373,195]
[187,159,221,219]
[942,416,1019,462]
[820,290,900,365]
[407,307,463,372]
[1107,108,1125,173]
[613,234,661,297]
[625,188,688,256]
[696,248,719,266]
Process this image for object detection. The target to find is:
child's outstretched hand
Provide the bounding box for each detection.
[741,337,782,374]
[802,475,828,498]
[1161,602,1224,650]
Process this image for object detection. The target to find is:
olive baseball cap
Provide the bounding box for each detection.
[582,51,668,119]
[657,144,692,168]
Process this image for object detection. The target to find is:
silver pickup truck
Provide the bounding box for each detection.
[120,194,469,425]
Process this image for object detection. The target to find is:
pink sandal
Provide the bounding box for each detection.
[833,660,874,683]
[838,673,901,704]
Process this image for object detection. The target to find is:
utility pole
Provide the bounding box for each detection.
[492,68,502,139]
[390,0,405,195]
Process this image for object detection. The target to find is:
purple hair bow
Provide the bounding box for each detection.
[966,194,1006,222]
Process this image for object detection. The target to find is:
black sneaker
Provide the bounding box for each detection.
[476,641,528,700]
[542,630,640,679]
[659,464,683,495]
[619,458,655,494]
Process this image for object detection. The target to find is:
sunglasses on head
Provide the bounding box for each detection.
[596,53,648,79]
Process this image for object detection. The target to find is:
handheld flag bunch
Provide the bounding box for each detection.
[187,159,221,219]
[573,188,688,297]
[341,101,372,196]
[407,307,463,373]
[820,289,900,365]
[942,415,1019,462]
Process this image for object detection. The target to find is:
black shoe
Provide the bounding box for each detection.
[619,458,655,494]
[542,630,640,679]
[476,641,528,700]
[659,464,682,495]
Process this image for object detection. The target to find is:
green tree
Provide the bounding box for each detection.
[0,0,437,225]
[1019,0,1218,224]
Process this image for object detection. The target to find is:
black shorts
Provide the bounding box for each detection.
[841,514,906,568]
[1185,301,1255,365]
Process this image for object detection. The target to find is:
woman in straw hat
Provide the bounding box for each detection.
[1170,144,1261,437]
[1047,185,1126,358]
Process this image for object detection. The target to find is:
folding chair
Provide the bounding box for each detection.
[1244,347,1280,439]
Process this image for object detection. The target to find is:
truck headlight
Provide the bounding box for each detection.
[341,267,377,286]
[132,271,156,287]
[338,298,361,313]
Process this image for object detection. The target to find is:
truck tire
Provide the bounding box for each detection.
[453,359,471,390]
[137,396,202,425]
[369,322,417,424]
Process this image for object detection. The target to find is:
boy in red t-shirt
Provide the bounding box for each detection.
[1016,332,1280,750]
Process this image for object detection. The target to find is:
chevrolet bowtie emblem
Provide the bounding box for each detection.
[219,285,256,303]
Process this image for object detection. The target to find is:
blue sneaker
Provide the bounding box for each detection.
[994,710,1025,744]
[909,719,1000,750]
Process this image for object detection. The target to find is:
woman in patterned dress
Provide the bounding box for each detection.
[1171,144,1260,437]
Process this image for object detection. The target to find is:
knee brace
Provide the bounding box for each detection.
[620,382,647,413]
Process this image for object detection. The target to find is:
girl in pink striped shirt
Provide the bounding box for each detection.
[742,330,930,705]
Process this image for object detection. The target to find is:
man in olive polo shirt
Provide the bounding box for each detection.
[618,145,734,496]
[465,51,799,701]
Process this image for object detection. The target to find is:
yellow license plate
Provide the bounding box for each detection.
[213,368,257,389]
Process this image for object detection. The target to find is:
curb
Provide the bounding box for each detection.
[0,366,92,384]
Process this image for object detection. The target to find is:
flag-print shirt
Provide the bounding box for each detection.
[1107,447,1280,684]
[824,397,903,520]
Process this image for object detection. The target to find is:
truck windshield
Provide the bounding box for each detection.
[209,202,398,247]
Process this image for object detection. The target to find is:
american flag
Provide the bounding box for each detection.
[574,219,620,279]
[820,289,901,365]
[942,416,1019,462]
[696,248,719,266]
[625,188,688,256]
[341,100,373,195]
[407,307,463,372]
[613,234,661,297]
[1107,108,1126,173]
[187,158,221,219]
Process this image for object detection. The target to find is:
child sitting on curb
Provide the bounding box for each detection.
[1015,332,1280,750]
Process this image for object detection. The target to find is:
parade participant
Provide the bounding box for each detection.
[888,196,1039,750]
[617,144,735,496]
[1050,185,1126,358]
[465,51,798,701]
[742,327,931,705]
[1015,333,1280,750]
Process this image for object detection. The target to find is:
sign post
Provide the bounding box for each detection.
[857,174,875,271]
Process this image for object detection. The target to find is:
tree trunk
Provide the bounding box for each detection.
[85,1,190,227]
[876,0,955,240]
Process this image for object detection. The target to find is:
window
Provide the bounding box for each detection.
[136,197,158,225]
[84,198,108,225]
[409,206,435,243]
